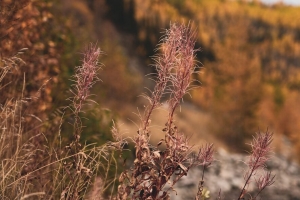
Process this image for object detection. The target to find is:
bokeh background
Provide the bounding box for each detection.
[1,0,300,198]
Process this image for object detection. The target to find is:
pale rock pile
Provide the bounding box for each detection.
[171,149,300,200]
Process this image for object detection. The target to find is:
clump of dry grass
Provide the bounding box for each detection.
[0,51,44,199]
[0,46,123,200]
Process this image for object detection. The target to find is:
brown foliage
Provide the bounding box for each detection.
[0,0,60,128]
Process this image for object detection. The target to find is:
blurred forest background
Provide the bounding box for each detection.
[1,0,300,162]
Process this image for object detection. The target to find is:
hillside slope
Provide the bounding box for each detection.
[91,0,300,157]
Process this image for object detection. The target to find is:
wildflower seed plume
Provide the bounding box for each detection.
[72,44,102,115]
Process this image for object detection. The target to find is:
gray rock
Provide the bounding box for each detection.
[171,149,300,200]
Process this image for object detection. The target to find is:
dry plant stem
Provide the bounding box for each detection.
[195,144,214,200]
[238,131,274,200]
[167,23,197,132]
[71,45,101,145]
[117,23,214,200]
[195,166,205,199]
[59,45,124,199]
[253,171,275,199]
[72,45,101,146]
[0,54,30,198]
[62,44,102,198]
[142,23,182,132]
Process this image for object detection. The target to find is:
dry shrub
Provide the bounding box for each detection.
[115,23,275,200]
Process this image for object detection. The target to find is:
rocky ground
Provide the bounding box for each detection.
[171,149,300,200]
